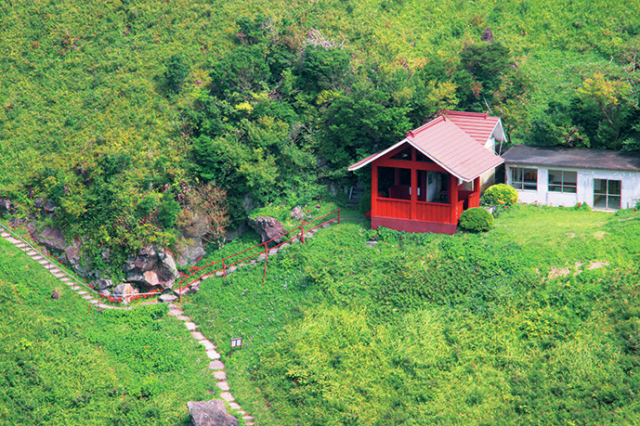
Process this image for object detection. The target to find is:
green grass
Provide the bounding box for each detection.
[0,237,222,425]
[184,205,640,425]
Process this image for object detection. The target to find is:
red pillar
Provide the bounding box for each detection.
[472,177,481,208]
[372,164,378,217]
[410,166,417,220]
[449,174,459,223]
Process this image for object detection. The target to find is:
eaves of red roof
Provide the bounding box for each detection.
[348,111,504,181]
[442,110,504,145]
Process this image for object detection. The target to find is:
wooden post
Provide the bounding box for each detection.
[222,259,226,278]
[337,209,340,225]
[301,222,305,246]
[178,279,182,303]
[372,164,378,217]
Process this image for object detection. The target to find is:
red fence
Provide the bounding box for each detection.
[176,209,341,302]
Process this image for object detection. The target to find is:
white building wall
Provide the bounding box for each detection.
[506,165,640,210]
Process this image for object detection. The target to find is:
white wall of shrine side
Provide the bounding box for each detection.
[505,165,640,210]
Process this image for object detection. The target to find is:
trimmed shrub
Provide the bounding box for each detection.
[482,184,518,206]
[459,207,494,232]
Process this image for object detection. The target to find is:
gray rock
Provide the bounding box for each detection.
[176,238,206,268]
[290,206,308,221]
[112,283,137,304]
[0,197,10,212]
[159,294,178,303]
[481,27,494,42]
[123,245,179,290]
[95,278,114,291]
[187,400,238,426]
[32,225,67,251]
[248,216,286,244]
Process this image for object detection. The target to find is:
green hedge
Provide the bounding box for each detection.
[483,184,518,206]
[459,207,494,232]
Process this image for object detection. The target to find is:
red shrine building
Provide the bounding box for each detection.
[348,111,506,234]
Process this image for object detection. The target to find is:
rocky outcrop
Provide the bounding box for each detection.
[123,245,179,290]
[187,400,238,426]
[176,211,208,267]
[248,216,286,243]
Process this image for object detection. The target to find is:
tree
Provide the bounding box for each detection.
[164,54,189,94]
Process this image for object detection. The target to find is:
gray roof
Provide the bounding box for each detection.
[502,145,640,172]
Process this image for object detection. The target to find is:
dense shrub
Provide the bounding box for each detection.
[459,207,494,232]
[483,184,518,206]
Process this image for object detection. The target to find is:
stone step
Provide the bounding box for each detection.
[220,392,234,402]
[185,322,197,331]
[78,291,88,295]
[243,416,255,422]
[83,295,93,300]
[191,331,205,340]
[213,371,227,381]
[176,315,190,321]
[209,360,224,370]
[268,248,279,255]
[90,300,99,305]
[168,309,182,317]
[216,381,230,391]
[206,350,221,360]
[71,286,81,291]
[1,231,10,238]
[31,255,44,261]
[227,402,241,410]
[200,340,215,351]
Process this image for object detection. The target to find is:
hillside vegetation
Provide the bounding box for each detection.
[184,205,640,425]
[1,0,640,267]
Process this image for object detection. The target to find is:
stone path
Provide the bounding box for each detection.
[167,303,255,425]
[0,228,148,311]
[3,217,341,426]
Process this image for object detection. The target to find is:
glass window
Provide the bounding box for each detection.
[511,167,537,191]
[594,179,621,210]
[548,170,577,193]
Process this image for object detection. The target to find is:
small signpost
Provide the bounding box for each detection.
[230,337,243,357]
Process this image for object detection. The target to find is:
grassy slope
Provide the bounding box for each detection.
[185,206,640,425]
[0,237,219,425]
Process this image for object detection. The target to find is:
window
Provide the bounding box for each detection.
[594,179,621,210]
[548,170,577,193]
[511,167,537,190]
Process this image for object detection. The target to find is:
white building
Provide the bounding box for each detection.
[502,145,640,210]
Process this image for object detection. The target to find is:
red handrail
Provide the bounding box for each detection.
[177,209,341,301]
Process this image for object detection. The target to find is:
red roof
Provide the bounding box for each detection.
[442,111,505,145]
[348,112,505,181]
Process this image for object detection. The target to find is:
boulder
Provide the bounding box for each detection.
[112,283,137,304]
[176,241,206,268]
[0,197,10,212]
[32,224,67,251]
[290,206,308,221]
[248,216,286,244]
[95,278,114,291]
[187,400,239,426]
[481,27,494,42]
[123,245,179,290]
